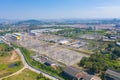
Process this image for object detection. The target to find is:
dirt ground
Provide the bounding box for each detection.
[0,50,21,77]
[0,50,20,63]
[18,33,88,66]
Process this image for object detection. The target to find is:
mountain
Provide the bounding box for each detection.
[16,19,51,25]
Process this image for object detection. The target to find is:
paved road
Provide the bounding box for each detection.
[0,49,59,80]
[1,38,59,80]
[15,48,59,80]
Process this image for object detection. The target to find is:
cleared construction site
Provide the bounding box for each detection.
[9,32,89,66]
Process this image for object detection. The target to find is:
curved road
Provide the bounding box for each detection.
[1,38,60,80]
[0,48,59,80]
[15,48,59,80]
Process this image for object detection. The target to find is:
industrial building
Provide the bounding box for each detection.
[106,69,120,80]
[62,66,101,80]
[58,40,69,45]
[11,33,22,40]
[116,42,120,46]
[30,29,62,34]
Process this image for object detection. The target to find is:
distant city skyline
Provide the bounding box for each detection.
[1,0,120,19]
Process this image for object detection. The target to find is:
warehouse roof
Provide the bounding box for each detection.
[106,69,120,78]
[63,66,82,77]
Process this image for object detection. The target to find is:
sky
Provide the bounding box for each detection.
[1,0,120,19]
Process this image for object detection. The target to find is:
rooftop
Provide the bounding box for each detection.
[82,74,94,80]
[106,69,120,78]
[63,66,82,77]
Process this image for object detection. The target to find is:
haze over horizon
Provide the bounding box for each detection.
[1,0,120,19]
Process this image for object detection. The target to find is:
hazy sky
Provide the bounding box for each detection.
[1,0,120,19]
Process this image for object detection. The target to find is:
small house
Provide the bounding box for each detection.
[44,60,57,69]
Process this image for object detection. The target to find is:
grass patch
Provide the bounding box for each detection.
[0,43,23,78]
[0,60,23,78]
[3,69,51,80]
[19,47,66,80]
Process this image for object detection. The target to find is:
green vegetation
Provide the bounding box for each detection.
[0,61,22,72]
[3,69,51,80]
[53,28,106,39]
[79,42,120,80]
[87,40,105,52]
[1,61,23,72]
[11,42,70,80]
[0,43,13,52]
[0,43,13,57]
[19,47,65,80]
[10,42,19,48]
[0,43,23,78]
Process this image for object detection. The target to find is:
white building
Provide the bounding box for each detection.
[58,40,69,45]
[116,42,120,46]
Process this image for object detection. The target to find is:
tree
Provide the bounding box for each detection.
[113,47,120,57]
[79,57,87,66]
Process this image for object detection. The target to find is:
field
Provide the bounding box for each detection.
[3,69,38,80]
[53,28,106,39]
[3,69,51,80]
[18,33,88,65]
[0,43,23,78]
